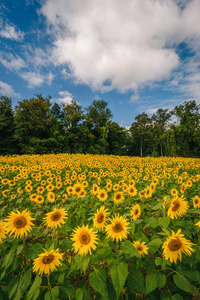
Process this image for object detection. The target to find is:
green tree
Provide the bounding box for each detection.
[130,113,152,157]
[86,100,113,154]
[14,95,52,153]
[151,108,172,156]
[62,100,85,153]
[172,100,200,157]
[0,96,17,154]
[107,122,127,155]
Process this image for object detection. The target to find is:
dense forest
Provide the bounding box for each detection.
[0,95,200,157]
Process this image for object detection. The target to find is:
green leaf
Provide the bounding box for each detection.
[81,256,90,273]
[60,280,76,297]
[76,287,90,300]
[160,292,183,300]
[44,286,59,300]
[3,244,18,269]
[152,202,163,210]
[16,244,24,255]
[173,273,195,294]
[109,261,128,299]
[120,240,140,257]
[8,269,32,300]
[89,268,108,298]
[25,243,43,259]
[59,239,73,251]
[158,217,170,228]
[128,269,146,294]
[146,271,166,294]
[27,275,42,300]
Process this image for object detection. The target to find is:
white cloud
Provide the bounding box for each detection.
[20,71,54,88]
[40,0,200,93]
[20,71,45,88]
[56,90,74,105]
[0,23,24,41]
[0,81,20,97]
[0,53,27,70]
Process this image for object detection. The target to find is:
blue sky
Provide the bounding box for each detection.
[0,0,200,127]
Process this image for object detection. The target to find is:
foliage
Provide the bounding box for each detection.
[0,154,200,299]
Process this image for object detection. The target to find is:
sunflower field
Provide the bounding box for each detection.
[0,153,200,300]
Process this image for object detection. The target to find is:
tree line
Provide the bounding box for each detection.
[0,94,200,157]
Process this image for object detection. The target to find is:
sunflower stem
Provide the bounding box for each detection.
[47,274,51,290]
[116,241,119,264]
[23,236,26,267]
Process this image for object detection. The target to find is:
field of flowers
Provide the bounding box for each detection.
[0,153,200,300]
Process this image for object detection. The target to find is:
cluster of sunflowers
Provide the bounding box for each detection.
[0,153,200,299]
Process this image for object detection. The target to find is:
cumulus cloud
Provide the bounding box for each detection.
[0,22,24,41]
[56,90,74,105]
[40,0,200,94]
[0,81,20,97]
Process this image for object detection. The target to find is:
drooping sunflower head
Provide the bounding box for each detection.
[113,192,124,205]
[33,249,63,275]
[162,229,194,263]
[71,225,98,255]
[130,204,141,221]
[0,221,6,242]
[168,196,189,219]
[5,210,35,238]
[193,195,200,208]
[133,240,149,256]
[93,206,109,229]
[44,208,68,229]
[105,214,130,242]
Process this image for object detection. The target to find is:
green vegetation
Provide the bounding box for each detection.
[0,95,200,156]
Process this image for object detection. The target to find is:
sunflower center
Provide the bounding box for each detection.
[194,199,198,204]
[168,238,182,251]
[80,232,90,245]
[42,254,54,264]
[113,222,123,233]
[51,212,61,221]
[134,209,139,215]
[116,194,121,200]
[14,216,27,228]
[172,201,180,211]
[136,246,142,252]
[97,213,104,223]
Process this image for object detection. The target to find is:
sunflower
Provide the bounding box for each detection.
[0,221,6,242]
[106,215,129,242]
[128,186,137,197]
[35,195,44,204]
[73,183,83,196]
[66,186,74,195]
[93,206,109,229]
[133,241,149,256]
[47,192,55,203]
[168,196,189,219]
[144,186,152,198]
[97,189,108,202]
[171,188,178,197]
[71,225,98,255]
[113,192,124,205]
[33,249,63,275]
[91,184,99,195]
[162,229,195,263]
[44,208,68,229]
[5,210,35,238]
[130,204,141,221]
[193,195,200,208]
